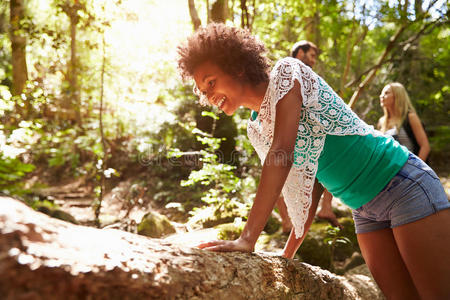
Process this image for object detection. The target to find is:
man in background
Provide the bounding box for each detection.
[291,40,318,68]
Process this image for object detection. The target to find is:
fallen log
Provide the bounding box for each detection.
[0,196,383,299]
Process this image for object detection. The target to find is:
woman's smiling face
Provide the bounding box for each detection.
[193,61,245,116]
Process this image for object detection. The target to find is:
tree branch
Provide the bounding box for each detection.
[188,0,201,30]
[348,24,408,108]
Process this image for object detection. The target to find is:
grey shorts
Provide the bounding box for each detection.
[352,153,450,234]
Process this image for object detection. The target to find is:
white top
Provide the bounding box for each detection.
[247,57,380,238]
[385,126,415,152]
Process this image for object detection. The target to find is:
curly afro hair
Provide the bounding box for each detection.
[177,23,271,85]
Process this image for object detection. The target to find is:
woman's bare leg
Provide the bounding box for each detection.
[357,228,420,299]
[393,208,450,299]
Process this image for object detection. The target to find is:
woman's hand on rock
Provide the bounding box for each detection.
[197,237,254,253]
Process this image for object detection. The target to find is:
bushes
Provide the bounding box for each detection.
[0,155,35,195]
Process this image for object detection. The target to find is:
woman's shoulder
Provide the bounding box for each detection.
[270,57,313,80]
[273,57,307,70]
[406,111,419,120]
[405,112,421,126]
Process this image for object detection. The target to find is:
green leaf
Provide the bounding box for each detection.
[201,111,219,120]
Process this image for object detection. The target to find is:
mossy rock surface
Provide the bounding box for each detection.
[200,206,248,228]
[215,222,244,240]
[344,252,365,271]
[36,205,78,224]
[263,214,281,234]
[297,217,359,271]
[297,222,331,269]
[335,217,359,257]
[137,211,176,238]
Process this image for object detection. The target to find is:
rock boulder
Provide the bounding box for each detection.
[0,196,383,299]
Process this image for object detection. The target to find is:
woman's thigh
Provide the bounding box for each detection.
[393,208,450,300]
[357,229,420,300]
[354,154,450,298]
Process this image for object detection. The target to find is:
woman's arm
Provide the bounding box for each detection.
[198,81,303,252]
[408,112,430,161]
[282,179,324,258]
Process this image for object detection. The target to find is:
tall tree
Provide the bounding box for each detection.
[304,0,321,47]
[9,0,28,116]
[238,0,256,29]
[188,0,230,30]
[95,29,107,227]
[188,0,201,30]
[414,0,423,16]
[348,24,407,108]
[211,0,228,23]
[61,0,83,127]
[347,0,446,108]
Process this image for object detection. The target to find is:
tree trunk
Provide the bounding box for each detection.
[62,0,83,127]
[188,0,201,30]
[303,1,320,48]
[240,0,249,28]
[400,0,410,21]
[9,0,28,115]
[69,11,82,126]
[313,0,321,47]
[0,196,384,299]
[211,0,228,23]
[414,0,423,16]
[95,33,107,226]
[340,25,368,97]
[206,0,211,24]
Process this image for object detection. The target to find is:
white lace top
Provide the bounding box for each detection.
[247,57,380,238]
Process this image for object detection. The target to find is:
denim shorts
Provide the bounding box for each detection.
[352,153,450,234]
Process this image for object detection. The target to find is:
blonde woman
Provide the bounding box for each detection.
[378,82,430,161]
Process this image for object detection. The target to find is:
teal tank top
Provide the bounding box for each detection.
[316,134,409,209]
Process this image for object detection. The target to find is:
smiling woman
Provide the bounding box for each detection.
[176,23,450,300]
[178,24,271,115]
[192,61,265,115]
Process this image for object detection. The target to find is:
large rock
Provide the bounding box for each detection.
[137,211,176,238]
[0,196,383,299]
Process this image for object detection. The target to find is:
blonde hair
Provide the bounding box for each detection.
[378,82,416,133]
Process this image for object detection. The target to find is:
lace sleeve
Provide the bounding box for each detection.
[270,57,319,108]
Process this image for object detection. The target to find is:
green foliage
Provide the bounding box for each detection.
[0,118,36,195]
[263,214,281,234]
[298,218,357,272]
[430,125,450,152]
[172,112,250,228]
[324,225,352,270]
[0,155,35,195]
[298,222,332,269]
[216,219,245,240]
[0,156,35,185]
[0,85,13,115]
